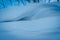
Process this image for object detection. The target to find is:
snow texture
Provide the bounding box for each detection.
[0,0,60,40]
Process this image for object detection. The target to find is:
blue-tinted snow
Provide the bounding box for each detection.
[0,1,60,40]
[0,3,40,22]
[0,16,60,40]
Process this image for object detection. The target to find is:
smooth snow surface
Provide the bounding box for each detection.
[0,1,60,40]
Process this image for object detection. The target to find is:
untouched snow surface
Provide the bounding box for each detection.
[0,2,60,40]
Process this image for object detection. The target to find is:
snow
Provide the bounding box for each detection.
[0,16,60,40]
[0,3,39,22]
[0,1,60,40]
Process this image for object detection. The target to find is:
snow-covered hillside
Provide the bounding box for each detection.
[0,0,60,40]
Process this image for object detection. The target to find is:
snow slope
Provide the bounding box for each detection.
[0,1,60,40]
